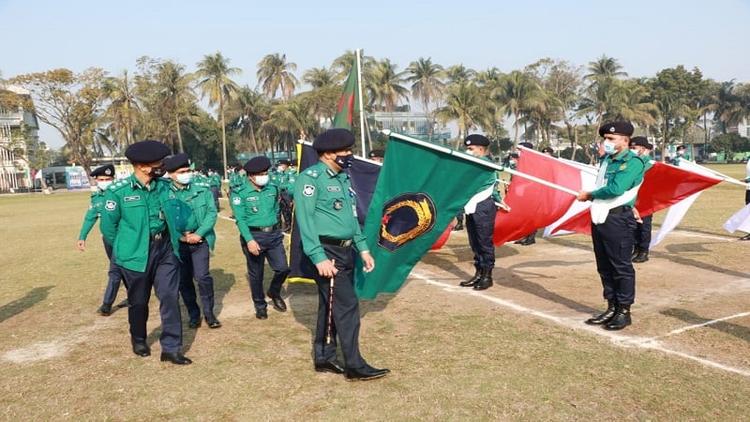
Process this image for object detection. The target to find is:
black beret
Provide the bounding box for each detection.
[90,164,115,178]
[509,153,519,159]
[244,156,271,174]
[464,134,490,147]
[675,145,686,151]
[125,140,171,163]
[277,159,292,165]
[629,136,651,149]
[163,153,191,172]
[368,149,385,158]
[313,128,355,152]
[598,121,634,137]
[519,142,534,149]
[541,147,554,154]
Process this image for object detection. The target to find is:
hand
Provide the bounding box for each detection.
[186,233,203,244]
[315,259,338,278]
[246,240,261,256]
[76,240,86,252]
[361,251,375,273]
[633,208,643,224]
[576,191,592,202]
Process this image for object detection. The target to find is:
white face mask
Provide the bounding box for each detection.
[254,175,269,186]
[176,172,193,185]
[97,181,112,191]
[603,140,617,155]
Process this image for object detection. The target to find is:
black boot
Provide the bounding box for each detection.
[459,268,481,287]
[453,221,464,231]
[632,250,649,263]
[631,247,640,260]
[473,268,493,290]
[585,300,617,325]
[604,304,632,330]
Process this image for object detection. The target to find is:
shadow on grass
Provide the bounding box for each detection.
[661,308,750,344]
[0,286,54,324]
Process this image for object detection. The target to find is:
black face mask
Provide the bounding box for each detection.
[334,154,354,169]
[147,165,165,178]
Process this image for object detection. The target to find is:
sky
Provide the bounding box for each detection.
[2,0,750,148]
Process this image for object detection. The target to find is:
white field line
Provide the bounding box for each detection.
[411,270,750,378]
[628,312,750,345]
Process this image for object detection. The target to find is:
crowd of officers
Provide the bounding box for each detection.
[75,122,654,374]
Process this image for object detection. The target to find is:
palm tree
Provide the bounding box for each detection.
[332,50,374,81]
[102,70,138,150]
[257,53,298,99]
[153,60,194,152]
[714,81,746,133]
[406,57,445,118]
[585,55,628,81]
[494,71,542,146]
[444,64,476,85]
[302,67,337,89]
[366,59,409,112]
[605,80,658,128]
[259,98,317,156]
[475,67,504,87]
[226,86,270,154]
[435,81,488,147]
[195,52,240,179]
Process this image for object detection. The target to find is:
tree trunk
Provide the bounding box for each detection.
[570,126,578,160]
[175,114,184,153]
[249,121,259,154]
[513,112,520,146]
[220,94,228,180]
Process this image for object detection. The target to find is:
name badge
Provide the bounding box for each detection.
[327,186,341,192]
[124,195,141,202]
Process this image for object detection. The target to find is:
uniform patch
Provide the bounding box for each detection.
[105,200,117,211]
[248,196,259,201]
[333,199,344,210]
[124,195,141,202]
[327,185,341,192]
[232,197,241,205]
[619,163,627,171]
[251,206,259,213]
[303,184,315,197]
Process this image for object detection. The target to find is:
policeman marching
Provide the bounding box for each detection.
[576,122,646,331]
[629,136,654,263]
[76,163,127,316]
[230,156,289,320]
[294,128,389,381]
[163,153,221,329]
[100,140,192,365]
[459,134,501,291]
[273,159,295,232]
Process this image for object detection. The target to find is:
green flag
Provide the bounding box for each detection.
[332,59,359,130]
[355,135,492,299]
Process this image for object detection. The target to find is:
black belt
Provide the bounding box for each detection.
[249,224,280,233]
[319,236,353,247]
[150,231,167,241]
[609,205,632,214]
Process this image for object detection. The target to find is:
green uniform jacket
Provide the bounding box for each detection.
[476,155,502,202]
[208,174,221,188]
[100,175,180,272]
[164,180,218,250]
[78,190,106,241]
[293,162,368,264]
[283,168,297,192]
[229,181,281,242]
[591,149,646,207]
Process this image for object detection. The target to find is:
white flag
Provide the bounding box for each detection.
[724,202,750,234]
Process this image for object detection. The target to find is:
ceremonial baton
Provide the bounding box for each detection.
[325,259,336,345]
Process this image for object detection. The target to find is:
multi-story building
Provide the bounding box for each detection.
[0,84,38,192]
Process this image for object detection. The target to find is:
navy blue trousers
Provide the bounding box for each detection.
[634,214,653,252]
[101,238,125,306]
[591,209,637,305]
[178,241,216,322]
[466,198,497,270]
[240,230,289,310]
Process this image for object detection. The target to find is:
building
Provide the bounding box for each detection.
[370,111,452,145]
[0,84,38,192]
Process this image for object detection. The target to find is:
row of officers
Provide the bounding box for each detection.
[75,129,389,380]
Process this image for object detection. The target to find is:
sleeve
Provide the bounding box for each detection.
[195,189,217,238]
[294,174,327,264]
[78,202,99,241]
[99,190,120,245]
[230,189,253,242]
[353,219,369,254]
[591,159,645,200]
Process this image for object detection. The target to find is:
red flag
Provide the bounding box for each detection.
[493,148,581,245]
[553,162,722,235]
[431,220,456,250]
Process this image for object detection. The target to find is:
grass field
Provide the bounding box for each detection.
[1,164,749,420]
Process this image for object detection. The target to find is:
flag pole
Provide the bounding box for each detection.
[356,49,367,158]
[384,131,580,196]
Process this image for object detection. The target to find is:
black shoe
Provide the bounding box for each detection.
[459,268,481,287]
[740,234,750,241]
[205,316,222,329]
[97,304,113,316]
[631,247,640,260]
[160,352,193,365]
[188,319,202,329]
[585,301,617,325]
[256,308,268,320]
[473,268,493,291]
[132,342,150,357]
[345,366,389,381]
[116,299,129,309]
[364,363,391,375]
[452,222,464,231]
[315,360,345,374]
[268,294,287,312]
[604,305,632,330]
[632,251,649,263]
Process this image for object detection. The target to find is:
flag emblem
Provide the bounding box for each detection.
[378,193,436,252]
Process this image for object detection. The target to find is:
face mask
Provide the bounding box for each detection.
[603,140,616,155]
[677,151,685,156]
[97,181,112,191]
[146,165,165,178]
[176,172,193,185]
[253,175,269,186]
[334,154,354,169]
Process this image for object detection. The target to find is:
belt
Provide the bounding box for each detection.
[319,236,353,247]
[609,205,632,214]
[249,224,280,233]
[150,231,167,241]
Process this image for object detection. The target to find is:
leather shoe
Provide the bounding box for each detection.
[459,268,481,287]
[256,308,268,320]
[205,317,222,329]
[268,294,287,312]
[188,319,201,329]
[585,301,617,325]
[473,268,493,291]
[632,251,649,263]
[160,352,192,365]
[604,305,632,330]
[315,360,345,374]
[345,365,389,381]
[97,304,112,316]
[132,342,150,357]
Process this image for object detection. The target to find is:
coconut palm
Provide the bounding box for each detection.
[302,67,337,89]
[195,52,240,179]
[494,71,542,146]
[257,53,298,99]
[406,57,445,116]
[585,55,628,81]
[444,64,476,85]
[102,70,138,150]
[226,86,269,154]
[366,59,409,112]
[332,50,374,81]
[434,81,489,147]
[605,80,658,128]
[153,60,195,152]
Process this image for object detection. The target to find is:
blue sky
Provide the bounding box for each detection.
[2,0,750,147]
